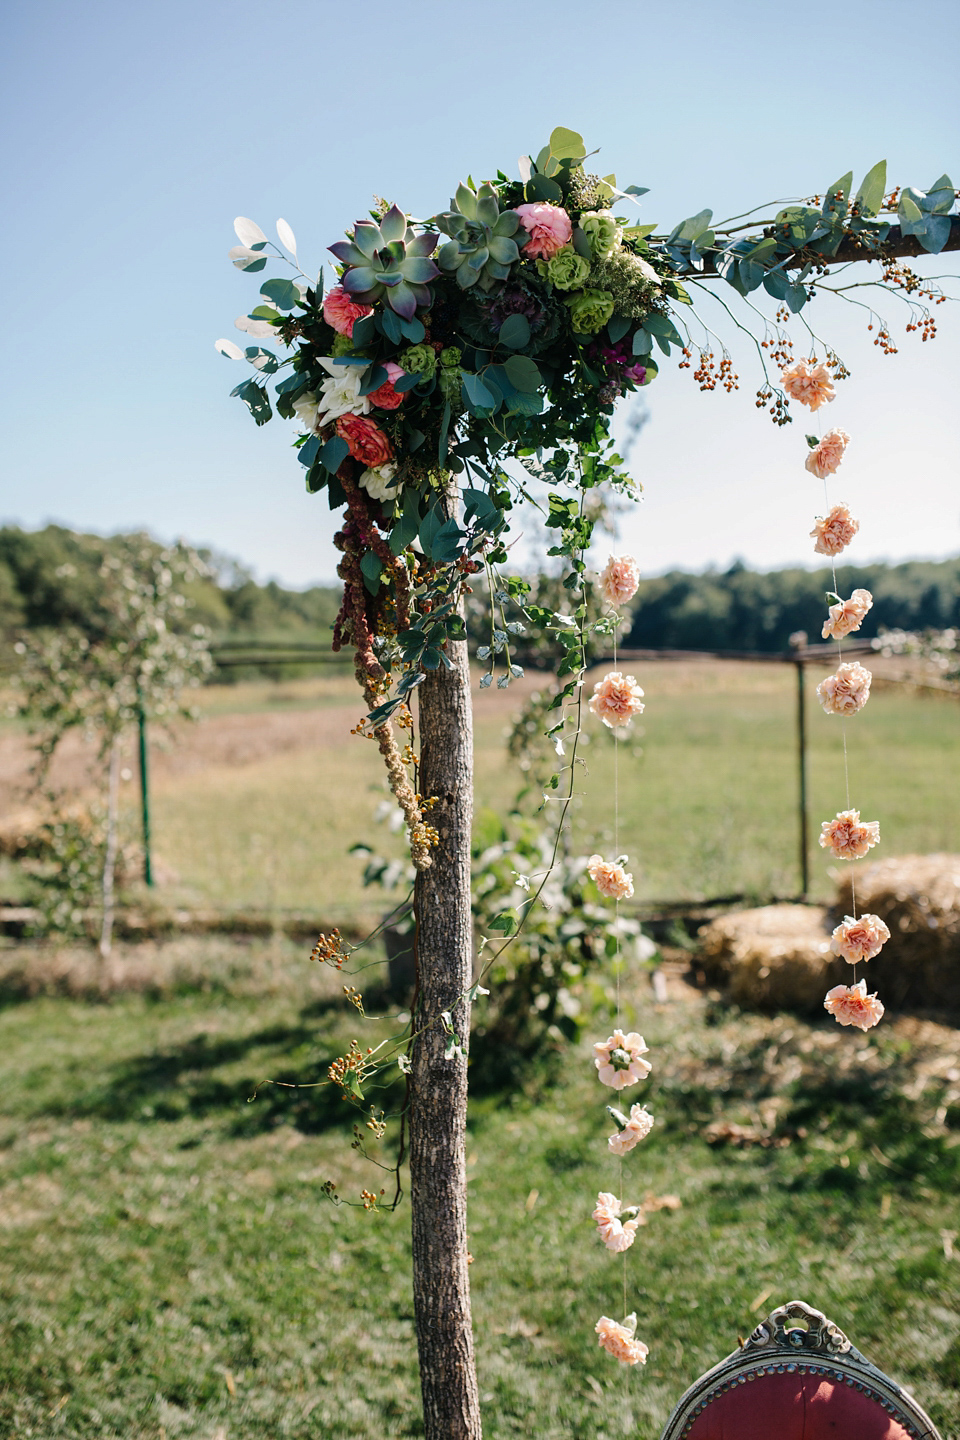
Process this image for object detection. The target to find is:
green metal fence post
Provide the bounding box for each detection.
[137,694,153,887]
[795,658,810,899]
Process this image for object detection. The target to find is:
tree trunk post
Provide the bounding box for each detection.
[409,514,481,1438]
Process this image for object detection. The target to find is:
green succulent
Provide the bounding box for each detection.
[329,205,440,320]
[399,344,437,379]
[435,182,522,292]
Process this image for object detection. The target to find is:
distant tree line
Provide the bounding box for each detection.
[2,525,957,668]
[624,557,960,653]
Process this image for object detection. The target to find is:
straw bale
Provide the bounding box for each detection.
[699,903,846,1012]
[834,853,960,1011]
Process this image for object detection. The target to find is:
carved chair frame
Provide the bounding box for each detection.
[658,1299,942,1440]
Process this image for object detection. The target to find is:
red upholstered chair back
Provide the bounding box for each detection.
[659,1300,942,1440]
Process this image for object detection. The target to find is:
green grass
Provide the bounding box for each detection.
[1,939,958,1438]
[135,664,960,919]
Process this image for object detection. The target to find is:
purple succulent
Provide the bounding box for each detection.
[329,205,439,320]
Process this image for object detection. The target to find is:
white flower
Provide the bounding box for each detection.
[292,391,320,433]
[316,357,371,427]
[359,464,400,502]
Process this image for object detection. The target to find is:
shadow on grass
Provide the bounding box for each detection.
[39,1013,406,1137]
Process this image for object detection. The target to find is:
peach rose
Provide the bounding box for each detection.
[368,362,406,411]
[805,427,850,479]
[819,810,880,860]
[335,413,394,469]
[816,660,872,716]
[781,358,836,410]
[822,588,873,641]
[515,202,573,259]
[824,978,885,1030]
[595,1314,649,1366]
[587,854,635,900]
[811,502,860,557]
[594,1029,652,1089]
[323,285,372,338]
[830,913,890,964]
[593,1191,644,1253]
[599,554,641,608]
[589,671,645,729]
[607,1103,654,1156]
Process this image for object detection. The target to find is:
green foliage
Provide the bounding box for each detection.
[625,556,960,654]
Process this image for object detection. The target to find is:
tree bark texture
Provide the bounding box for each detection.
[410,564,481,1438]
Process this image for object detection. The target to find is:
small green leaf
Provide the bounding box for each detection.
[503,355,541,393]
[360,551,382,596]
[321,436,349,473]
[260,278,300,312]
[855,160,887,218]
[498,313,531,350]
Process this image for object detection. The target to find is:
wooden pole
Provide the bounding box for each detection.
[409,485,481,1440]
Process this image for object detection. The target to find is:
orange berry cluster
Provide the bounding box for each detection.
[328,1039,373,1094]
[311,928,347,969]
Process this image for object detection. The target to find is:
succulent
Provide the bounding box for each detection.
[329,205,439,320]
[435,182,522,292]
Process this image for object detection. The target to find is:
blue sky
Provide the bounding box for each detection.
[2,0,958,585]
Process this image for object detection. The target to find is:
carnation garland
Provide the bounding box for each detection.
[785,360,889,1030]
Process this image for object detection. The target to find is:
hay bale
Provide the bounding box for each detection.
[699,903,846,1012]
[834,854,960,1011]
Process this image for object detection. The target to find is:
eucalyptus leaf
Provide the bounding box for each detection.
[321,436,349,474]
[234,217,268,248]
[260,278,300,312]
[215,338,245,360]
[360,551,382,596]
[503,355,541,393]
[276,218,297,257]
[498,313,531,350]
[854,160,887,218]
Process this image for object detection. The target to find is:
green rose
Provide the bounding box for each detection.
[578,210,622,261]
[399,343,437,378]
[537,245,592,292]
[330,333,356,357]
[566,288,616,334]
[439,346,462,369]
[438,366,463,404]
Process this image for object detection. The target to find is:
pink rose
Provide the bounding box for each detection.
[811,502,859,557]
[824,978,885,1031]
[368,361,406,411]
[589,671,645,729]
[323,285,372,338]
[335,413,394,469]
[515,202,573,259]
[781,358,836,410]
[822,587,873,641]
[805,427,850,479]
[599,555,641,608]
[587,854,635,900]
[816,660,872,717]
[830,913,890,964]
[819,809,880,860]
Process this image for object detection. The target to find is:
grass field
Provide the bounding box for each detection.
[3,660,957,923]
[0,938,958,1438]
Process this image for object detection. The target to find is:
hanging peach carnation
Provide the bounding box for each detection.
[816,660,872,716]
[594,1030,652,1089]
[515,201,573,259]
[593,1191,644,1252]
[607,1103,654,1156]
[595,1313,649,1366]
[824,978,885,1031]
[335,413,394,470]
[781,357,836,410]
[811,502,860,557]
[587,854,635,900]
[819,810,880,860]
[822,588,873,641]
[589,671,645,729]
[323,284,373,338]
[805,428,850,478]
[830,912,891,964]
[599,554,641,607]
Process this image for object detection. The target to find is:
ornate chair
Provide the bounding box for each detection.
[659,1299,942,1440]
